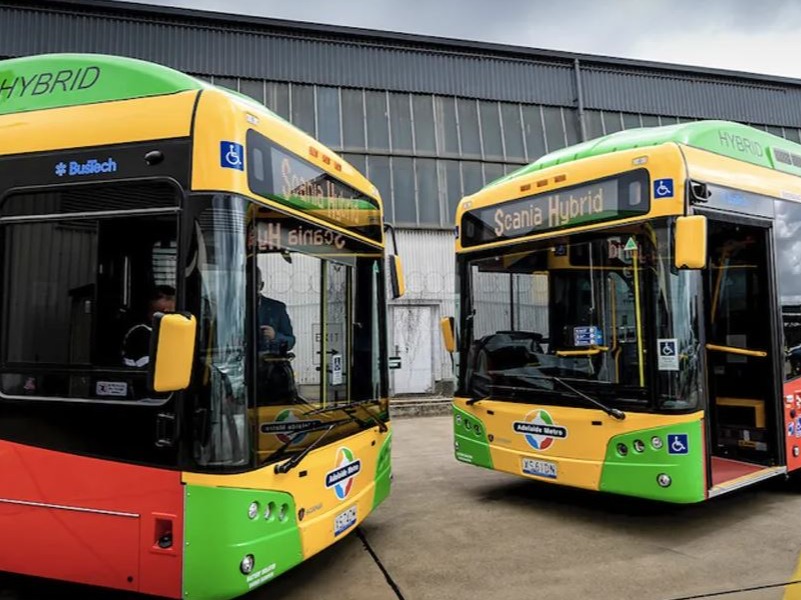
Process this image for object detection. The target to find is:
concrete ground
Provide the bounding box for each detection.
[3,415,801,600]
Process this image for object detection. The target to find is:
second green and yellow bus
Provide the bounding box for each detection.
[0,53,401,598]
[447,119,801,503]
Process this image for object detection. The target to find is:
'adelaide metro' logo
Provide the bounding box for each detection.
[513,409,568,451]
[325,447,361,500]
[259,409,322,445]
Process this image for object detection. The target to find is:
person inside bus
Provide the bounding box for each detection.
[256,267,295,355]
[121,285,176,368]
[256,266,296,404]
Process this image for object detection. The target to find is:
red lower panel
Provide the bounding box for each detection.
[0,440,183,598]
[783,380,801,473]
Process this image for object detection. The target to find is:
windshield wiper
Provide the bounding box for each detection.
[274,420,345,475]
[268,417,352,472]
[549,375,626,420]
[304,400,388,433]
[501,373,625,420]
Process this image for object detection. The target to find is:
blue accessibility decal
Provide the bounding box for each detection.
[667,433,689,455]
[220,141,244,171]
[653,178,674,198]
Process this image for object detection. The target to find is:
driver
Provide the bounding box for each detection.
[256,267,295,355]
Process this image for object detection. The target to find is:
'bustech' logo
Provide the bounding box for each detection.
[55,158,117,178]
[325,447,361,500]
[513,409,568,451]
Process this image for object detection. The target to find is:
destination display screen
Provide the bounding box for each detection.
[460,169,650,247]
[247,129,382,243]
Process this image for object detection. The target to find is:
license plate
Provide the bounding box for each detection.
[334,505,357,536]
[522,458,557,479]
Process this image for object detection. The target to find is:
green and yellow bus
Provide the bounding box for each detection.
[446,119,801,503]
[0,53,400,599]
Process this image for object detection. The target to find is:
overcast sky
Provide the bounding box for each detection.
[121,0,801,80]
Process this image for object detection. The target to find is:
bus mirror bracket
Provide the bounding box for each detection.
[441,316,456,354]
[689,180,711,204]
[150,312,197,392]
[384,223,405,299]
[674,215,707,270]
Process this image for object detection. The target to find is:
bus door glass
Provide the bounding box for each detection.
[702,219,779,467]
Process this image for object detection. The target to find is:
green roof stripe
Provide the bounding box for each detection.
[490,120,801,188]
[0,53,208,115]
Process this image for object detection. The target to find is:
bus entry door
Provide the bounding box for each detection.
[702,219,780,467]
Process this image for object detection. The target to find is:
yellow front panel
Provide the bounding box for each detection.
[190,89,379,203]
[456,398,702,490]
[182,424,388,560]
[0,91,197,154]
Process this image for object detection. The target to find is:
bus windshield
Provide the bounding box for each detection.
[187,195,388,470]
[460,219,702,412]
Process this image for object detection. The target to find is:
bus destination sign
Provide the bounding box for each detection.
[460,169,650,247]
[247,129,382,243]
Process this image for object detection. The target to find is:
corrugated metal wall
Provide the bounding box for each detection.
[581,66,801,126]
[6,1,801,127]
[0,3,575,107]
[390,229,456,391]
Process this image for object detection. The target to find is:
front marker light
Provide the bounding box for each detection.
[240,554,255,575]
[657,473,672,488]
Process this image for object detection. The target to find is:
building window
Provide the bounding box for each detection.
[389,93,413,153]
[290,84,315,136]
[412,94,437,154]
[265,82,290,120]
[416,158,439,226]
[500,103,525,162]
[316,86,342,148]
[480,101,503,160]
[457,98,481,158]
[435,96,460,156]
[366,90,390,151]
[342,88,366,150]
[521,105,546,161]
[392,157,416,224]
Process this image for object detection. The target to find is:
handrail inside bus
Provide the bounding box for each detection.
[555,346,610,357]
[705,343,767,358]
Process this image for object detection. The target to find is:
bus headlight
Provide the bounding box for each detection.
[248,502,260,520]
[632,439,645,453]
[651,436,663,450]
[240,554,255,575]
[616,443,628,456]
[657,473,672,488]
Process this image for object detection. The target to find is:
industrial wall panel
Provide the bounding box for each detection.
[389,229,457,386]
[582,67,801,127]
[0,4,575,106]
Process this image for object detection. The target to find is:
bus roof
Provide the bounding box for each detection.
[492,120,801,187]
[0,53,217,115]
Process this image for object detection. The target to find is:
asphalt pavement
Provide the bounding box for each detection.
[3,415,801,600]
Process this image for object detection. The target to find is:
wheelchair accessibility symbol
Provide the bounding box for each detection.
[220,141,244,171]
[667,433,689,455]
[653,178,674,198]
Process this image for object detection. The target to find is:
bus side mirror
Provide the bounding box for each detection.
[441,316,456,354]
[389,255,406,299]
[150,312,197,392]
[674,215,707,270]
